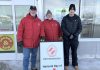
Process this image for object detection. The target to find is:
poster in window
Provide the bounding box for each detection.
[0,34,15,52]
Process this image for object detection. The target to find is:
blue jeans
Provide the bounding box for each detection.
[23,47,38,70]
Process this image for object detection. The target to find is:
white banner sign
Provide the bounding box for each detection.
[40,42,64,70]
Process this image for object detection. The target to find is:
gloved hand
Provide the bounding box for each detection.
[59,36,63,41]
[69,34,74,39]
[40,36,45,42]
[17,41,23,47]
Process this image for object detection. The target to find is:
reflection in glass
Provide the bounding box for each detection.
[81,0,100,38]
[15,6,30,53]
[0,6,13,31]
[93,0,100,38]
[44,0,79,24]
[15,6,30,30]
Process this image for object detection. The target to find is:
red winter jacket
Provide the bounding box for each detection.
[17,14,41,48]
[41,19,62,42]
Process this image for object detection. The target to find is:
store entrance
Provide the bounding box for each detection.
[0,0,35,60]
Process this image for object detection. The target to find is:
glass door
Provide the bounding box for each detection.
[0,0,35,60]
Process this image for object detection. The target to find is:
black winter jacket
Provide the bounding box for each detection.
[61,14,82,37]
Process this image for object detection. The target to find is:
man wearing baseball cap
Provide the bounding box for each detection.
[17,6,41,70]
[61,4,82,70]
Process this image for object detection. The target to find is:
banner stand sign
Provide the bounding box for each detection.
[40,42,64,70]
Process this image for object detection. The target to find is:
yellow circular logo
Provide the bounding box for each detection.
[0,36,13,50]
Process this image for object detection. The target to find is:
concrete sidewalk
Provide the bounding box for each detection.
[0,58,100,70]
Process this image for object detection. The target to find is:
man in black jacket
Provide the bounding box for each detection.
[61,4,82,70]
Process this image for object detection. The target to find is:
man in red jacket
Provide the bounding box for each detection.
[17,6,41,70]
[41,10,62,42]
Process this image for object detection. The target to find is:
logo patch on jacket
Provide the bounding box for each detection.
[38,23,40,26]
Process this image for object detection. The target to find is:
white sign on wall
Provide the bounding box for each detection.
[40,42,64,70]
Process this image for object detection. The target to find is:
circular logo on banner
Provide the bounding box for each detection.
[48,45,57,57]
[0,36,13,50]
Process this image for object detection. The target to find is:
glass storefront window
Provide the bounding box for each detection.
[44,0,79,24]
[93,0,100,38]
[15,6,30,53]
[44,0,100,38]
[81,0,100,38]
[15,6,30,30]
[0,5,13,31]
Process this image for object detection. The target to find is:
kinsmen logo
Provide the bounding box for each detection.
[48,45,57,57]
[0,36,13,50]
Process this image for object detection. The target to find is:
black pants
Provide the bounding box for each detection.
[63,36,79,66]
